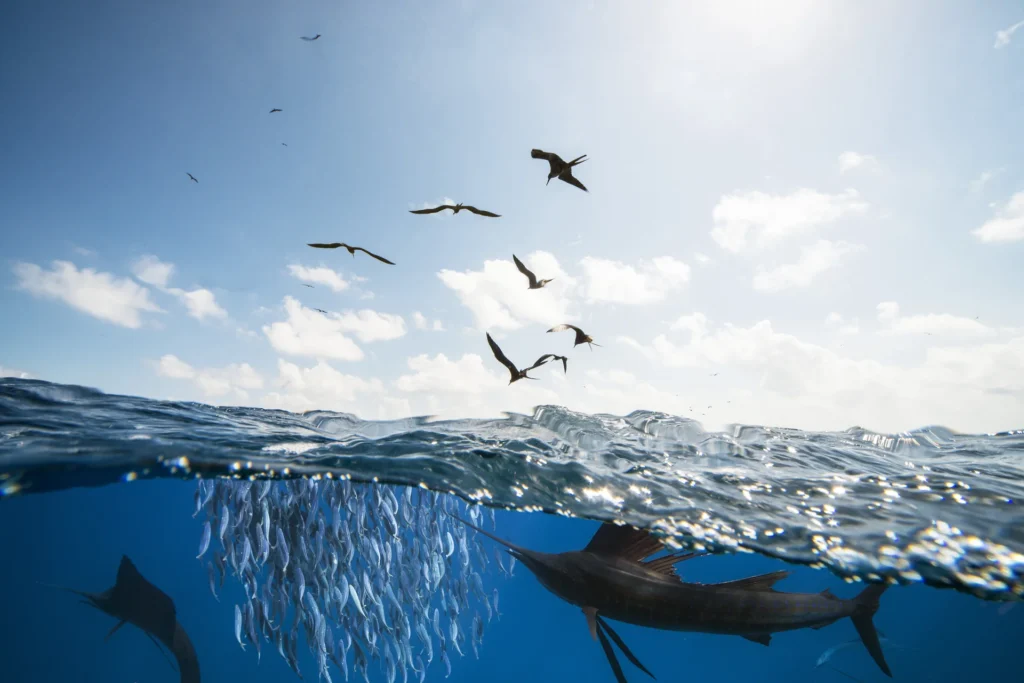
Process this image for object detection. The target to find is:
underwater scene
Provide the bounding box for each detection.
[2,1,1024,682]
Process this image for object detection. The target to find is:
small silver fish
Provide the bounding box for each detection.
[197,521,211,559]
[234,604,246,650]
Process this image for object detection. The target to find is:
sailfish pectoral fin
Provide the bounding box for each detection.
[583,607,599,641]
[597,617,656,680]
[144,631,180,673]
[105,620,127,641]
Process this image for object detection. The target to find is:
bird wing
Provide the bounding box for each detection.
[531,148,555,161]
[527,354,555,370]
[547,324,582,334]
[559,173,588,192]
[354,247,396,265]
[307,243,345,249]
[512,255,538,286]
[409,205,449,215]
[486,333,519,377]
[559,356,568,373]
[464,205,501,217]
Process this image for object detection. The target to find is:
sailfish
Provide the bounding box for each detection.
[452,516,893,683]
[42,555,201,683]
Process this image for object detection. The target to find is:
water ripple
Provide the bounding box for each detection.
[2,378,1022,600]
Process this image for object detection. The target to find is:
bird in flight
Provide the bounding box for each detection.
[301,34,321,41]
[531,148,588,192]
[313,308,328,314]
[486,333,546,384]
[282,143,288,147]
[307,242,395,265]
[532,353,569,374]
[548,324,601,349]
[186,173,198,183]
[269,108,282,113]
[513,254,554,289]
[409,203,500,218]
[301,283,314,288]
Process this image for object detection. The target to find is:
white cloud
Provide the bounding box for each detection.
[969,169,1002,195]
[438,251,577,331]
[752,240,864,292]
[261,359,408,417]
[287,264,350,292]
[131,254,226,321]
[838,151,880,174]
[694,252,712,265]
[620,314,1024,432]
[994,19,1024,49]
[132,255,175,288]
[168,287,227,321]
[710,188,868,252]
[14,260,162,329]
[971,191,1024,243]
[825,312,860,336]
[579,256,691,304]
[412,312,445,331]
[156,354,264,400]
[262,297,404,361]
[876,301,994,338]
[0,366,32,379]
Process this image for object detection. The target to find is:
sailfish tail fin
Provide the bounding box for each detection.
[850,584,891,678]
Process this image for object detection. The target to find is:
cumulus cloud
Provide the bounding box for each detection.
[287,264,350,292]
[0,366,32,379]
[260,359,408,418]
[971,191,1024,243]
[262,297,404,361]
[694,252,712,265]
[412,312,445,331]
[969,169,1002,195]
[876,301,994,337]
[838,151,880,174]
[752,240,864,292]
[825,312,860,336]
[710,188,868,252]
[14,260,163,328]
[131,254,226,321]
[994,19,1024,49]
[579,256,691,304]
[438,251,577,330]
[620,313,1024,432]
[156,354,264,400]
[132,255,175,288]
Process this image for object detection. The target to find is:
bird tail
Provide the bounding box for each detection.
[570,155,588,166]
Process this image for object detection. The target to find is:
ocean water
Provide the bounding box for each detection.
[1,377,1022,683]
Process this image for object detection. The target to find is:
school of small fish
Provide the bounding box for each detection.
[193,478,512,682]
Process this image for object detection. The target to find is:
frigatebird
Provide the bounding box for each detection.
[486,333,546,384]
[307,242,395,265]
[548,323,601,349]
[513,254,554,289]
[452,516,893,682]
[269,108,282,113]
[42,555,201,683]
[531,148,589,192]
[186,173,198,183]
[301,283,314,288]
[532,353,569,373]
[301,34,321,41]
[409,203,501,218]
[313,308,328,314]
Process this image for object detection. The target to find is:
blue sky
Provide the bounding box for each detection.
[2,0,1023,433]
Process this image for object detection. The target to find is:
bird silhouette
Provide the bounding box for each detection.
[307,243,395,265]
[186,173,198,183]
[486,333,546,384]
[531,148,588,192]
[531,353,569,374]
[313,308,328,314]
[301,34,321,41]
[409,203,500,218]
[269,108,282,114]
[301,284,314,288]
[548,324,601,349]
[513,254,554,289]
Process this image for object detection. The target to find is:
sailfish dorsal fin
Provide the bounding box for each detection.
[583,523,665,562]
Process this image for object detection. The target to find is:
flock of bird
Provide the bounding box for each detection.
[185,36,599,390]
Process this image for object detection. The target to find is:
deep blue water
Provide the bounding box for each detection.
[1,378,1022,683]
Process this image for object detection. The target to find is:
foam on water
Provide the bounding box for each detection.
[2,377,1022,600]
